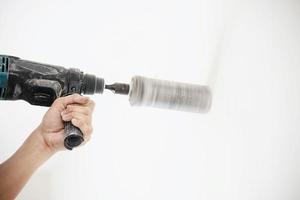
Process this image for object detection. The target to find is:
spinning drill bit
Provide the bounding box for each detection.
[106,76,212,113]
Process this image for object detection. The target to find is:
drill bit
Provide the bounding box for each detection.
[129,76,212,113]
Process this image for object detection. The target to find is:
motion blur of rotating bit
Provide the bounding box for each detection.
[105,76,212,113]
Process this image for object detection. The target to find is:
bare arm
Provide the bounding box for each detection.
[0,94,95,200]
[0,128,54,200]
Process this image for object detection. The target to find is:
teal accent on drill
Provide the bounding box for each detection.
[0,72,8,87]
[0,56,9,99]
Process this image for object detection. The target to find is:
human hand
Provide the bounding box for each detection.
[0,94,94,200]
[37,94,95,153]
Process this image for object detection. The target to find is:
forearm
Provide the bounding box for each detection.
[0,127,54,200]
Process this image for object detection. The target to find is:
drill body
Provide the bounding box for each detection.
[0,55,104,106]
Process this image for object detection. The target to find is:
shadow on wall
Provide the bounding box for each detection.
[17,170,53,200]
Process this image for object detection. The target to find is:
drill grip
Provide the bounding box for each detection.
[64,121,84,150]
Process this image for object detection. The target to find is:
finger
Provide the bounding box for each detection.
[71,118,93,139]
[53,94,90,108]
[83,99,95,111]
[63,105,91,116]
[63,99,95,114]
[61,112,91,124]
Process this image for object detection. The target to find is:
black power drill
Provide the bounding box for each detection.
[0,55,212,149]
[0,55,129,150]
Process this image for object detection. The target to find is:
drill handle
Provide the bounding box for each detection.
[64,121,84,150]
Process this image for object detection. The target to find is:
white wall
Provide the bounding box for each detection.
[0,0,300,199]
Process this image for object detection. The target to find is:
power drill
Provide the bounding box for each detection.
[0,55,212,150]
[0,55,129,150]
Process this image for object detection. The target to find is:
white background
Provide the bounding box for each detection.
[0,0,300,199]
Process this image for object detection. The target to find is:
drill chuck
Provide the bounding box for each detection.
[82,74,105,94]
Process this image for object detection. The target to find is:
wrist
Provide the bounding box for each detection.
[26,126,56,160]
[7,126,56,175]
